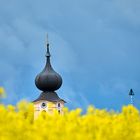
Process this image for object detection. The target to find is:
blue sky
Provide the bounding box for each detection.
[0,0,140,110]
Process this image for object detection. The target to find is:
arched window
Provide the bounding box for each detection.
[42,110,46,113]
[58,103,61,107]
[41,110,47,118]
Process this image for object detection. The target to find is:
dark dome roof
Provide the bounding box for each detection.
[33,91,66,103]
[35,43,62,92]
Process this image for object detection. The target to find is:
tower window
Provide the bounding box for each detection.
[58,103,61,107]
[58,110,61,114]
[41,102,47,108]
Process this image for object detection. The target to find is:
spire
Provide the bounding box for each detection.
[129,89,134,105]
[35,35,62,92]
[46,34,51,57]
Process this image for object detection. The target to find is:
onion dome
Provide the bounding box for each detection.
[35,39,62,92]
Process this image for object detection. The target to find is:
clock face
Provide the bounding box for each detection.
[41,102,47,108]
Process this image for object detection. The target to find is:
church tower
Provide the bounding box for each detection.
[33,37,66,119]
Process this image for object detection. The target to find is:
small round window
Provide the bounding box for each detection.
[41,102,47,108]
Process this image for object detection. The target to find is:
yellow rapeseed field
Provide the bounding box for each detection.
[0,87,6,98]
[0,100,139,140]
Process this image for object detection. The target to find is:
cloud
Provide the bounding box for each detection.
[0,0,140,110]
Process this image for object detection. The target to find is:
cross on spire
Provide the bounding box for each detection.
[46,34,51,57]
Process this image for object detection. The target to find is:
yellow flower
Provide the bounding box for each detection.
[0,99,139,140]
[0,87,4,94]
[0,87,6,98]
